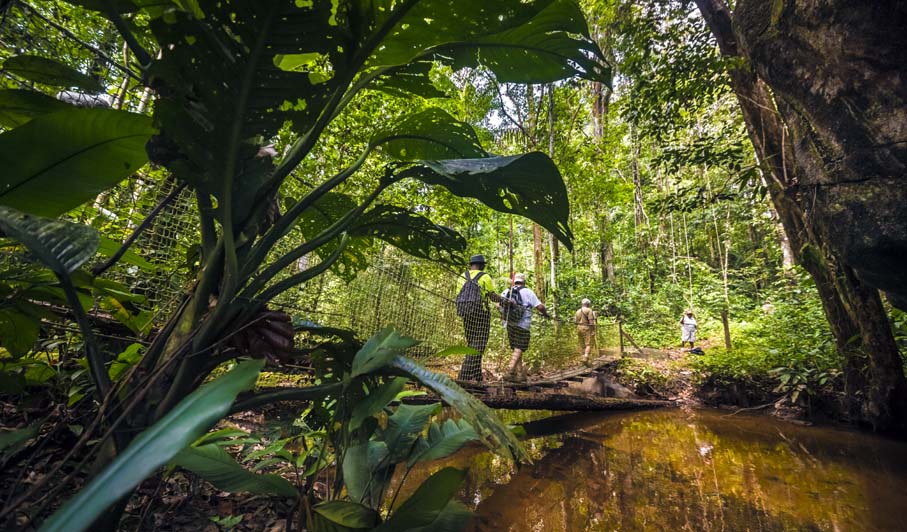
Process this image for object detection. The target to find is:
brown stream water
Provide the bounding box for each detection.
[402,408,907,531]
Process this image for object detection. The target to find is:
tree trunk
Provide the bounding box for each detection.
[695,0,907,431]
[734,0,907,311]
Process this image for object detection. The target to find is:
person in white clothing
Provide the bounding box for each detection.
[680,309,698,349]
[498,273,549,382]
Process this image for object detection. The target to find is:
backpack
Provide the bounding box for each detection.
[499,286,525,325]
[455,271,487,317]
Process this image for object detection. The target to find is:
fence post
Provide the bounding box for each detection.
[618,319,625,357]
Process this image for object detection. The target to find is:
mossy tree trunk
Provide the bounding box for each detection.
[695,0,907,432]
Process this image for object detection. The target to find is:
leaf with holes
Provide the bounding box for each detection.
[373,108,486,161]
[2,56,103,93]
[0,108,153,217]
[0,206,99,275]
[351,206,467,266]
[399,152,573,250]
[366,0,610,85]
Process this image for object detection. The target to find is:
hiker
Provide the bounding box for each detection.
[499,273,550,382]
[680,309,697,349]
[455,254,497,381]
[575,298,597,364]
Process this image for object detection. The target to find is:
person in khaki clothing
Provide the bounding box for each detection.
[575,298,597,364]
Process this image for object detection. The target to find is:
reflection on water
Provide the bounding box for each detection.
[404,409,907,531]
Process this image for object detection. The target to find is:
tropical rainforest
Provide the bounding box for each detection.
[0,0,904,530]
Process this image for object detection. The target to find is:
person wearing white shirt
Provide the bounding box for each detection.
[499,273,550,382]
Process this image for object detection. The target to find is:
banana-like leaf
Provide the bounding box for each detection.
[349,377,408,431]
[351,327,419,378]
[312,500,380,530]
[0,206,99,275]
[0,89,71,129]
[400,152,574,251]
[375,467,467,532]
[2,55,103,93]
[390,355,529,463]
[350,205,467,266]
[40,359,264,532]
[171,443,298,497]
[0,108,153,217]
[408,418,479,465]
[373,108,486,161]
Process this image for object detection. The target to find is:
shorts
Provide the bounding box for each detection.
[507,324,531,350]
[577,326,596,348]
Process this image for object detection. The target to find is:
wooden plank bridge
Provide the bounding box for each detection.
[410,349,675,412]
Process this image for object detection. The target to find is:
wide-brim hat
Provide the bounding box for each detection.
[469,254,486,265]
[513,272,526,283]
[581,298,591,305]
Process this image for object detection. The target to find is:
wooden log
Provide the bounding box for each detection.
[405,391,672,412]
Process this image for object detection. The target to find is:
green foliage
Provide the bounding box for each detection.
[2,55,103,92]
[0,206,99,275]
[0,89,70,128]
[40,359,264,532]
[171,443,298,498]
[0,109,153,217]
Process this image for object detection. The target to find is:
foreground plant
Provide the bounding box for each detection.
[0,0,609,528]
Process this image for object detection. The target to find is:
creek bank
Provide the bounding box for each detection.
[591,350,858,429]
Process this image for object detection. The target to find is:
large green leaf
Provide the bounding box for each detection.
[409,418,479,465]
[0,89,71,129]
[390,355,529,463]
[383,402,441,462]
[350,327,419,378]
[171,443,298,497]
[366,0,609,84]
[312,501,379,530]
[400,152,574,250]
[0,206,99,275]
[0,108,153,216]
[40,359,264,532]
[376,467,467,532]
[295,192,374,281]
[350,206,467,266]
[342,440,389,505]
[0,308,40,358]
[349,377,408,430]
[146,0,346,222]
[2,56,103,93]
[373,108,486,161]
[370,62,446,99]
[404,501,473,532]
[446,0,611,84]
